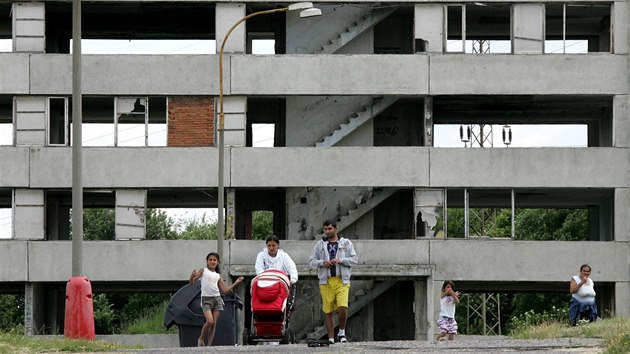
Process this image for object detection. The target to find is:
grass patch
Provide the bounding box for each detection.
[510,317,630,353]
[120,301,176,335]
[0,332,131,353]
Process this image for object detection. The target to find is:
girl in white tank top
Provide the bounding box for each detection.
[189,252,244,347]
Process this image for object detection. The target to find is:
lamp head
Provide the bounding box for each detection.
[299,7,322,18]
[288,2,314,11]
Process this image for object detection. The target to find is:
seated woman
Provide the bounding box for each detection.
[569,264,600,325]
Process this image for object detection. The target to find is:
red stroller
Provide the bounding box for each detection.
[246,270,296,344]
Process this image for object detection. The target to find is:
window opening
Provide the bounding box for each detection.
[446,4,512,54]
[71,97,114,146]
[251,210,273,240]
[148,97,167,146]
[116,97,148,147]
[0,207,11,239]
[47,97,69,146]
[465,189,513,238]
[434,124,588,148]
[252,39,276,54]
[414,188,445,238]
[545,4,610,53]
[0,97,12,145]
[443,188,609,240]
[73,39,216,55]
[0,39,10,52]
[252,124,275,147]
[159,208,216,238]
[446,5,465,53]
[514,208,588,241]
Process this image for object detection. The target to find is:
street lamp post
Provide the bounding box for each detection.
[216,3,321,277]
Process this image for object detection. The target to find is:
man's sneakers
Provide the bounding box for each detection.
[338,334,347,343]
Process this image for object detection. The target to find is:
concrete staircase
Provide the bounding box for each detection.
[333,187,398,234]
[306,280,397,340]
[314,7,398,54]
[316,96,399,147]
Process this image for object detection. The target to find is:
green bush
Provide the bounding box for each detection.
[93,294,117,334]
[120,301,176,334]
[604,331,630,354]
[508,306,569,334]
[0,294,24,333]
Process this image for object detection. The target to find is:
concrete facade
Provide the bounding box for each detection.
[0,0,628,343]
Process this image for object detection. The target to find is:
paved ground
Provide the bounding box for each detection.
[118,337,605,354]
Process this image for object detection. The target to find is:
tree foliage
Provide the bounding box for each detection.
[252,210,273,240]
[515,209,588,241]
[82,209,115,240]
[0,295,24,333]
[146,209,177,240]
[441,208,588,240]
[177,215,217,240]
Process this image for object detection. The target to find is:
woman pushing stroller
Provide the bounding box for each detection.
[255,235,299,307]
[255,235,298,284]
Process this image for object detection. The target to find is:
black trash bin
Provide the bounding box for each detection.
[164,282,243,347]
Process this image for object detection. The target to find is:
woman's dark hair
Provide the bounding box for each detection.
[442,280,455,291]
[580,264,591,272]
[265,235,280,245]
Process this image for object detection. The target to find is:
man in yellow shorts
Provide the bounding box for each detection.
[309,219,358,344]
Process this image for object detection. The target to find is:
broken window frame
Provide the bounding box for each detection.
[46,97,69,146]
[414,188,446,238]
[115,97,149,147]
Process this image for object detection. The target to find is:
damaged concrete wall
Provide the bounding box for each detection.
[287,187,375,240]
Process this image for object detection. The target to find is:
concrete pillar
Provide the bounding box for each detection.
[613,1,628,54]
[614,188,630,242]
[512,4,544,54]
[216,3,246,54]
[215,4,247,146]
[615,281,630,317]
[115,189,146,240]
[414,279,428,340]
[613,95,629,147]
[14,96,46,145]
[414,4,444,53]
[226,188,236,239]
[14,189,45,240]
[11,3,45,53]
[424,97,433,147]
[221,97,247,147]
[24,283,46,335]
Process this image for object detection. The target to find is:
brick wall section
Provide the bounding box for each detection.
[167,97,215,146]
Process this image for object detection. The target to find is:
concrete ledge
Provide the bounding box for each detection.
[229,264,435,279]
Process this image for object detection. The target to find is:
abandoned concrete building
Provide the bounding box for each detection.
[0,0,629,343]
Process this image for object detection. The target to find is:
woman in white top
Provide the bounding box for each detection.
[190,252,243,347]
[569,264,599,325]
[254,235,298,284]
